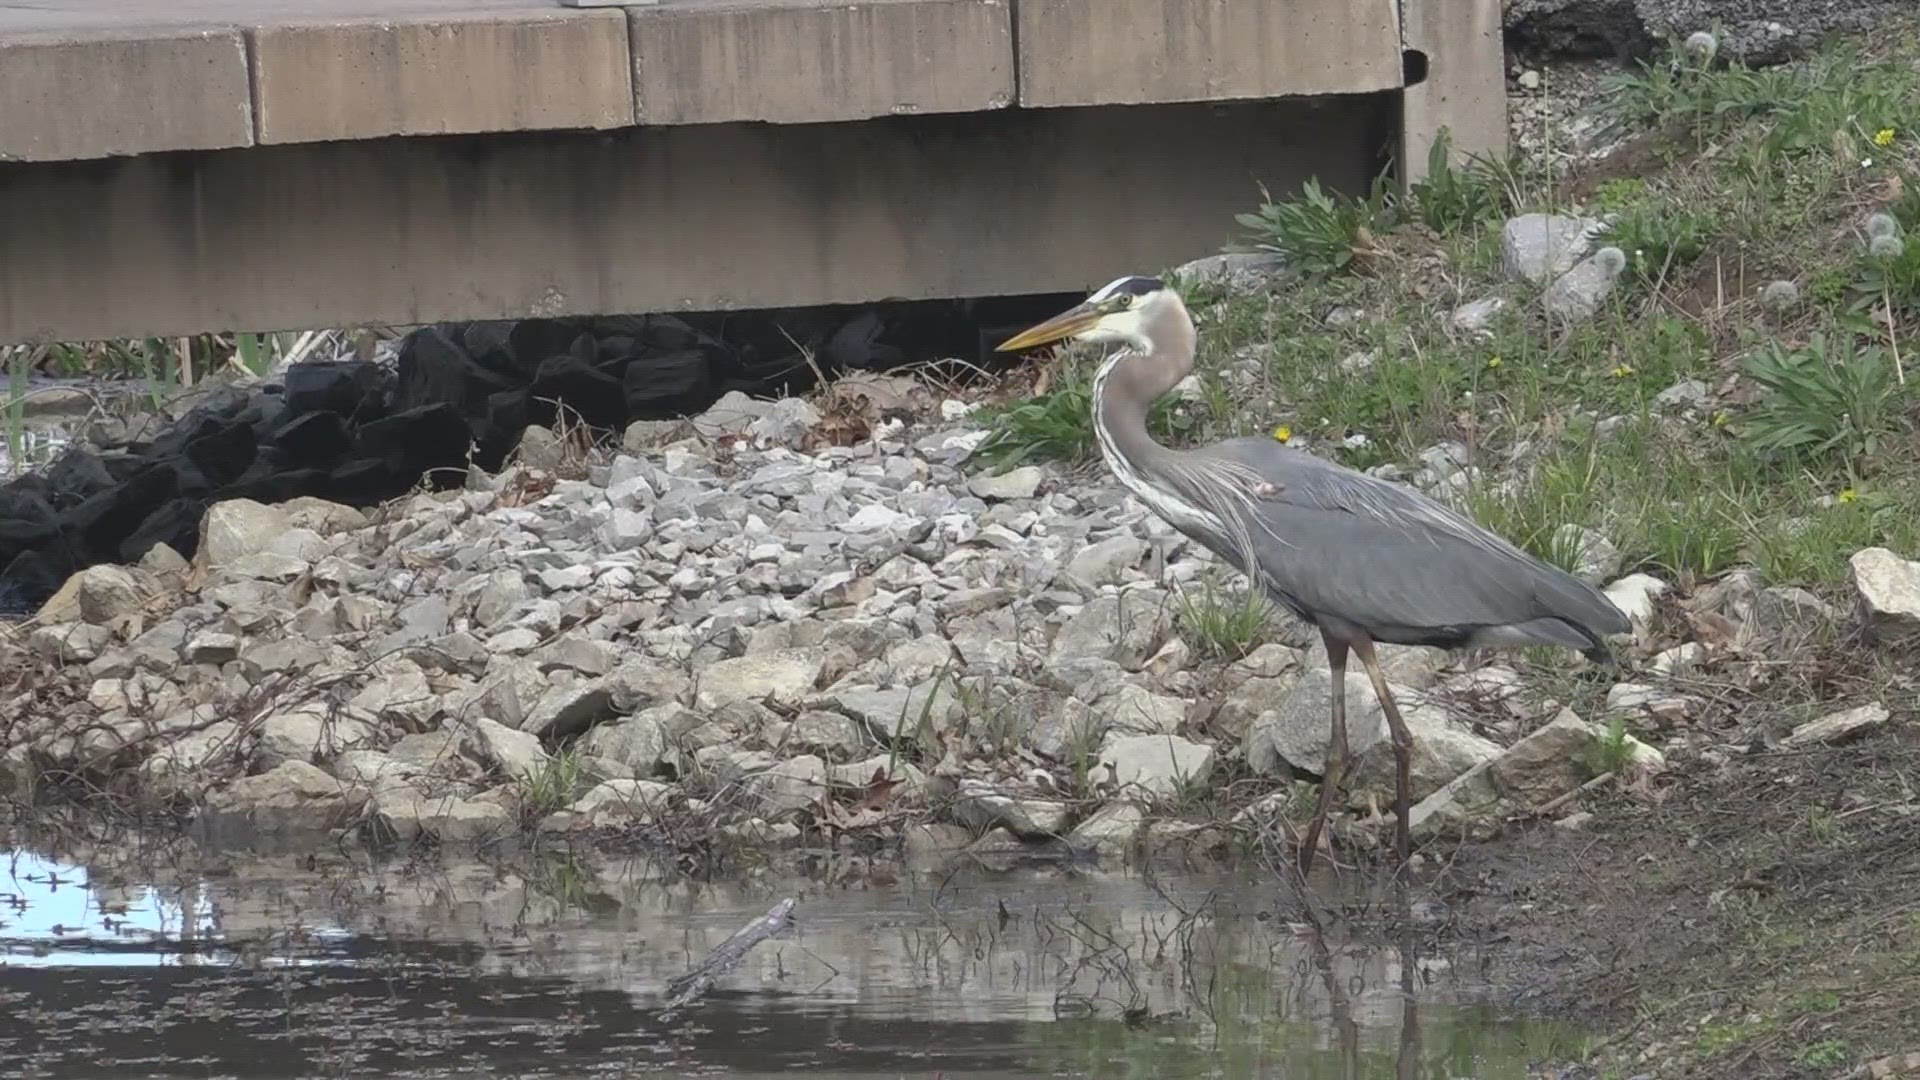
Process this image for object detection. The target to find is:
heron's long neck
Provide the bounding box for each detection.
[1091,301,1196,477]
[1089,304,1249,566]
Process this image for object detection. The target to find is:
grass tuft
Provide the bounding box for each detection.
[1233,175,1395,277]
[518,751,588,817]
[1174,578,1273,661]
[1740,333,1908,479]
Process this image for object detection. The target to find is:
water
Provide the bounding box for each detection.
[0,840,1588,1078]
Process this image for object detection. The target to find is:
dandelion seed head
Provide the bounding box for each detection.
[1760,279,1800,309]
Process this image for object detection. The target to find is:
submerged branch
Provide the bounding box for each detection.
[660,897,797,1017]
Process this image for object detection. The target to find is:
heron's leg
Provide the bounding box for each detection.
[1297,629,1350,874]
[1353,638,1413,864]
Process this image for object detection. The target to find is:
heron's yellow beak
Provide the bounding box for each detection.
[996,302,1102,353]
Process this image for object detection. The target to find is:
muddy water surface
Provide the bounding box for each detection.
[0,839,1587,1078]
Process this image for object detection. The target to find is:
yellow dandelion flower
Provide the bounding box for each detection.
[1486,356,1503,370]
[1272,424,1293,444]
[1610,364,1634,379]
[1838,487,1859,504]
[1874,127,1897,148]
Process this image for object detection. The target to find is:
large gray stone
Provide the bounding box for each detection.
[1172,251,1292,291]
[747,398,822,447]
[28,621,115,663]
[73,565,153,625]
[746,754,828,818]
[374,789,514,844]
[1074,683,1188,737]
[241,638,331,680]
[1544,247,1627,324]
[1502,213,1603,284]
[1068,800,1147,858]
[1064,536,1151,590]
[1852,547,1920,645]
[604,659,693,712]
[198,499,294,570]
[951,779,1073,839]
[202,760,358,833]
[1244,666,1389,776]
[1408,709,1665,838]
[523,680,616,740]
[254,705,379,768]
[1051,592,1173,670]
[223,552,309,584]
[1097,735,1215,801]
[578,710,671,774]
[786,710,868,758]
[817,681,961,742]
[693,390,770,437]
[388,729,485,782]
[471,570,530,628]
[183,630,241,665]
[139,722,245,798]
[695,650,826,711]
[349,661,440,729]
[967,466,1045,501]
[1245,668,1501,803]
[466,717,549,781]
[280,496,368,534]
[1346,704,1504,809]
[540,778,674,832]
[330,749,424,798]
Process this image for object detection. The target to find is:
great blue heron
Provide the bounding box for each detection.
[998,275,1630,870]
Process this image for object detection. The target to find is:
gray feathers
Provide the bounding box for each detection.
[1161,437,1631,653]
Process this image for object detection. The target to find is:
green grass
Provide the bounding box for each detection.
[1740,333,1909,480]
[517,751,589,816]
[1604,200,1719,291]
[1174,577,1273,661]
[1408,127,1511,236]
[1579,713,1636,778]
[1233,174,1396,276]
[1793,1039,1852,1071]
[967,348,1191,474]
[975,25,1920,597]
[8,330,304,411]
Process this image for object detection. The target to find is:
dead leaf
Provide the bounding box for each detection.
[857,766,900,811]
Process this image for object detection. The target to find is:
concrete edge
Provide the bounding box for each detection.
[628,0,1015,127]
[1013,0,1407,110]
[0,30,255,162]
[249,10,635,145]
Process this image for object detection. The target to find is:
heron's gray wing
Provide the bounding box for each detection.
[1185,439,1629,644]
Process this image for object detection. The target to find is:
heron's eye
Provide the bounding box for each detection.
[1113,294,1134,310]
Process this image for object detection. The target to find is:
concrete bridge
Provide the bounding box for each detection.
[0,0,1506,344]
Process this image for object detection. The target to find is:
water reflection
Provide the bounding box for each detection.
[0,834,1588,1078]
